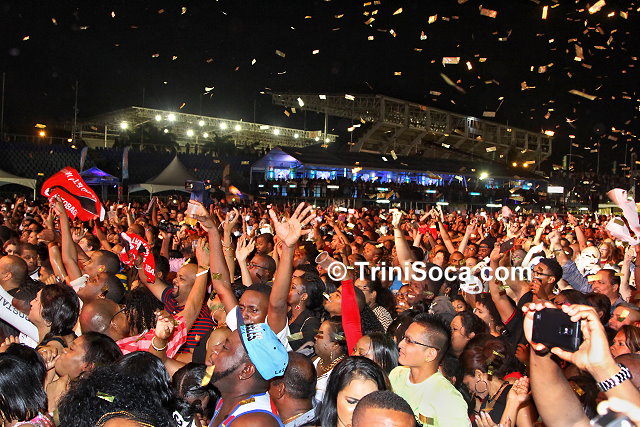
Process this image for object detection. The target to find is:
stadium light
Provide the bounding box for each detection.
[120,122,128,130]
[220,122,228,130]
[203,132,209,138]
[273,129,280,135]
[234,124,241,131]
[167,114,176,122]
[155,115,162,121]
[198,120,205,127]
[294,133,299,139]
[479,172,489,180]
[38,130,46,137]
[186,129,194,137]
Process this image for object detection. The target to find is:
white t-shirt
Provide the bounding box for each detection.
[225,306,292,351]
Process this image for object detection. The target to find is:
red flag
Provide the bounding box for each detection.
[119,232,156,283]
[41,167,106,221]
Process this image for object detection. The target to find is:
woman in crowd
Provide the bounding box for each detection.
[610,325,640,358]
[352,332,399,374]
[287,272,325,351]
[0,354,54,426]
[314,317,349,404]
[29,284,80,349]
[354,277,395,332]
[474,294,503,337]
[318,356,390,427]
[461,336,534,426]
[172,363,218,426]
[450,311,489,357]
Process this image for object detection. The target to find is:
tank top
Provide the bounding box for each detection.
[209,392,283,427]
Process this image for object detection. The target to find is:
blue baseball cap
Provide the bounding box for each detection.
[236,309,288,380]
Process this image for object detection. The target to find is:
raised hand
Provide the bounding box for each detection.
[190,201,216,231]
[154,310,175,340]
[268,202,315,248]
[235,236,255,262]
[223,208,240,234]
[194,237,210,268]
[507,376,531,405]
[0,336,19,353]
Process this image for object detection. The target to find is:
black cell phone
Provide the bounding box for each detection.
[500,238,515,254]
[591,410,633,427]
[532,308,582,352]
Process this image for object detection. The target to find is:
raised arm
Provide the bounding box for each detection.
[193,204,237,313]
[235,236,255,287]
[267,203,315,334]
[437,220,456,254]
[53,197,82,281]
[488,246,519,323]
[392,210,415,267]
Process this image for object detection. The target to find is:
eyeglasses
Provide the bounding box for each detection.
[532,269,554,277]
[247,262,270,271]
[402,334,438,350]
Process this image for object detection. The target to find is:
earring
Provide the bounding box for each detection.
[294,304,301,310]
[330,348,334,362]
[474,380,488,395]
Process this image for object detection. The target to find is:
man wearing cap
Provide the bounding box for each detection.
[208,316,288,427]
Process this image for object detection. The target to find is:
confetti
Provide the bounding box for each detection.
[569,89,596,100]
[588,0,605,14]
[251,58,256,65]
[312,49,320,54]
[394,71,402,76]
[429,90,441,96]
[275,50,286,58]
[51,18,57,25]
[364,17,375,25]
[181,6,187,14]
[345,94,355,101]
[393,8,403,15]
[206,58,214,63]
[428,15,438,24]
[179,103,186,109]
[440,73,466,94]
[420,31,427,40]
[297,97,304,107]
[111,11,116,18]
[483,111,496,117]
[442,57,460,65]
[201,365,215,386]
[284,110,290,117]
[390,150,398,160]
[486,146,497,152]
[574,44,584,61]
[22,36,29,41]
[151,53,159,58]
[541,6,548,19]
[466,61,473,70]
[480,8,498,18]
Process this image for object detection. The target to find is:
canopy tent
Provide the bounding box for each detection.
[129,156,196,194]
[80,167,120,201]
[80,167,120,185]
[0,168,37,198]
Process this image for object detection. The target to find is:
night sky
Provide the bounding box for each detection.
[1,0,638,171]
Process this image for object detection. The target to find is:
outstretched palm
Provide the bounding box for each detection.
[269,202,315,248]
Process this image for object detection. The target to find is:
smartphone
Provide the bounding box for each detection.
[532,308,582,352]
[591,410,633,427]
[500,238,515,254]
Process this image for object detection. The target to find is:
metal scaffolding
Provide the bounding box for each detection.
[76,106,338,150]
[272,93,552,169]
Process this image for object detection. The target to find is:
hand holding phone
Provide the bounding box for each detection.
[532,308,582,352]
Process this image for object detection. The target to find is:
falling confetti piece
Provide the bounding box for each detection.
[486,146,497,152]
[206,58,214,63]
[390,150,398,160]
[284,110,290,117]
[574,44,584,61]
[158,9,165,14]
[442,57,460,65]
[111,11,116,18]
[312,49,319,54]
[440,73,466,93]
[181,6,187,14]
[151,53,160,58]
[483,111,496,117]
[297,97,304,107]
[275,50,286,58]
[466,61,472,70]
[179,103,186,109]
[480,8,498,18]
[22,36,29,41]
[389,29,397,37]
[201,365,215,386]
[345,94,355,101]
[367,36,374,40]
[588,0,605,14]
[319,95,327,100]
[172,56,178,60]
[541,6,548,19]
[420,31,427,40]
[394,71,402,76]
[365,17,375,25]
[393,8,403,15]
[251,58,256,65]
[428,15,437,24]
[429,90,441,96]
[569,89,596,100]
[204,87,214,93]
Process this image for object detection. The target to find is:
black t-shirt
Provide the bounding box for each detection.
[502,291,533,347]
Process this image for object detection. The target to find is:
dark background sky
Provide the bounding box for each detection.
[1,0,638,171]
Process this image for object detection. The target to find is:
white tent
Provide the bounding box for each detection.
[129,156,196,194]
[0,169,37,199]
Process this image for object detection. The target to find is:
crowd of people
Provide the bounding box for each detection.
[1,192,640,426]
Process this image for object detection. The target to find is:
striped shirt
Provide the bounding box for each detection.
[162,287,215,353]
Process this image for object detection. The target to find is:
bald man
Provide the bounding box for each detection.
[79,299,130,342]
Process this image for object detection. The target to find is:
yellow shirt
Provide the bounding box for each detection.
[389,367,471,427]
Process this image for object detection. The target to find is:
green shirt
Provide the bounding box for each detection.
[389,367,471,427]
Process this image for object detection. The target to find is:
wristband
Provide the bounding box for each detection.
[596,364,631,392]
[151,336,168,352]
[196,268,209,277]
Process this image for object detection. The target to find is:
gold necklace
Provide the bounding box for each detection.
[281,411,306,425]
[318,354,345,376]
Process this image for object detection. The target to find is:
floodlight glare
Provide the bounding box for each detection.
[120,122,128,130]
[220,122,228,130]
[167,114,176,122]
[155,115,162,121]
[198,120,205,127]
[186,129,194,137]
